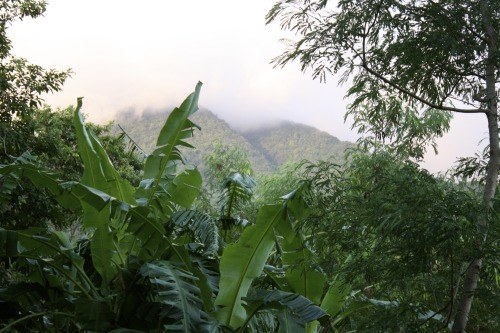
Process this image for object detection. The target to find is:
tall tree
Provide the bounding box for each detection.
[1,0,71,166]
[267,1,499,331]
[0,0,70,124]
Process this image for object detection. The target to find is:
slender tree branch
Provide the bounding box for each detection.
[361,60,485,114]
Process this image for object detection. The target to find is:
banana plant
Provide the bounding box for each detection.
[0,83,209,332]
[0,82,330,332]
[214,182,328,330]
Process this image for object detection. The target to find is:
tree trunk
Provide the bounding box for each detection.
[451,1,499,331]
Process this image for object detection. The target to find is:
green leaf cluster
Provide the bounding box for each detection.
[0,83,340,333]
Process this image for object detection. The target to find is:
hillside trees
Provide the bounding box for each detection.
[267,1,499,331]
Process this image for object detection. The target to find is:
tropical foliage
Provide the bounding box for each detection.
[0,83,337,332]
[267,0,500,330]
[1,106,143,230]
[296,152,498,332]
[1,1,499,332]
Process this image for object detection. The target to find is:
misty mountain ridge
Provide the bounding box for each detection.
[115,107,353,174]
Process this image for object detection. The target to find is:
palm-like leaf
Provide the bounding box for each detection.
[168,210,219,256]
[74,98,139,284]
[139,260,206,332]
[218,172,256,231]
[273,182,325,305]
[215,183,318,329]
[0,162,122,218]
[244,289,328,332]
[281,236,326,305]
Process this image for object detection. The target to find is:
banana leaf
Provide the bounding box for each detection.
[139,259,206,332]
[168,210,219,256]
[140,82,202,209]
[73,97,136,205]
[214,203,283,328]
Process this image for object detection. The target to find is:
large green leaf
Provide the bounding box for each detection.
[0,163,118,218]
[276,309,306,333]
[320,280,351,318]
[218,173,256,224]
[190,257,220,312]
[273,182,325,305]
[73,98,136,205]
[91,224,121,285]
[73,100,128,290]
[140,82,202,208]
[168,245,217,313]
[214,203,283,328]
[126,84,203,261]
[281,236,326,305]
[0,164,81,210]
[127,206,168,260]
[168,210,219,256]
[139,259,206,332]
[5,229,98,299]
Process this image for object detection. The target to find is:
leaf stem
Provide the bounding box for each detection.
[0,311,75,333]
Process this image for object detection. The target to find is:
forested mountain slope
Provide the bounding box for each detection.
[241,121,352,167]
[115,108,352,174]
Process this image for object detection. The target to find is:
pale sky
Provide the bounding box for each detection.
[9,0,488,173]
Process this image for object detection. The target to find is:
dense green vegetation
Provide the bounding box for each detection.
[267,0,500,331]
[0,84,332,332]
[0,1,499,332]
[1,106,143,230]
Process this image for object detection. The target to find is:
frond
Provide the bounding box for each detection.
[168,210,219,256]
[218,172,256,230]
[140,260,207,333]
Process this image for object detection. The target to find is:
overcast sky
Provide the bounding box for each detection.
[9,0,488,172]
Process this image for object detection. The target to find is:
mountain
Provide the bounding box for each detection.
[114,108,353,174]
